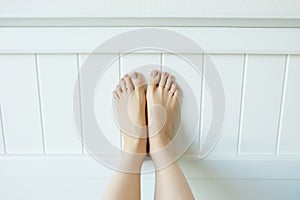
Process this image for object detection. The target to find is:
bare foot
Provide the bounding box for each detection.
[147,70,180,154]
[113,72,147,155]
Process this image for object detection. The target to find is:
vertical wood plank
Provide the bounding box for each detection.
[240,55,286,154]
[163,53,202,155]
[0,54,43,154]
[121,53,161,77]
[279,55,300,154]
[37,54,82,154]
[206,54,244,158]
[200,54,213,152]
[79,54,121,152]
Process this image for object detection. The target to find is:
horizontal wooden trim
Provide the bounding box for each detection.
[1,0,300,19]
[1,18,300,28]
[1,27,300,54]
[0,156,299,180]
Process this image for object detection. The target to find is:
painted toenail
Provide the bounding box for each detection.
[131,72,138,79]
[152,70,158,77]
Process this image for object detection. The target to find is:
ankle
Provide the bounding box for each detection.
[122,134,147,154]
[149,133,171,153]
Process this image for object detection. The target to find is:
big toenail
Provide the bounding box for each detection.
[131,72,138,79]
[152,70,158,77]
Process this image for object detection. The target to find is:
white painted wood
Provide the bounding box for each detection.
[0,54,43,154]
[0,178,298,200]
[188,179,300,200]
[206,54,244,158]
[1,0,300,18]
[279,55,300,155]
[1,28,300,54]
[2,18,300,28]
[180,159,300,179]
[0,178,108,200]
[121,53,161,77]
[1,156,300,179]
[37,54,82,154]
[200,54,213,153]
[0,104,5,154]
[0,156,115,179]
[79,54,121,152]
[163,54,202,155]
[239,55,286,154]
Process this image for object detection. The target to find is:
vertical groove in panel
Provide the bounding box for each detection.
[160,53,164,71]
[198,54,205,152]
[118,53,122,149]
[275,54,290,155]
[118,53,122,79]
[237,54,248,155]
[76,53,85,154]
[34,54,46,154]
[0,104,7,154]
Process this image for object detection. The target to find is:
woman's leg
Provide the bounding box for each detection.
[147,70,195,200]
[102,72,147,200]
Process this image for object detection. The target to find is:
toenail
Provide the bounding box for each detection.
[131,72,138,79]
[152,70,158,77]
[125,74,128,77]
[163,72,168,75]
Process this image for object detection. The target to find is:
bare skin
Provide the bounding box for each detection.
[147,70,195,200]
[102,70,194,200]
[102,72,147,200]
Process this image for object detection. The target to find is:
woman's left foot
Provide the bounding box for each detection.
[113,72,147,154]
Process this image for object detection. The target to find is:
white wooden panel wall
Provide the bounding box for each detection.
[239,55,286,155]
[79,53,121,152]
[0,27,300,200]
[1,0,300,19]
[207,54,244,158]
[37,54,82,154]
[121,53,161,76]
[279,55,300,155]
[0,35,299,157]
[0,52,298,157]
[0,54,44,154]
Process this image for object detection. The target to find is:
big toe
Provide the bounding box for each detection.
[130,72,144,89]
[148,70,161,90]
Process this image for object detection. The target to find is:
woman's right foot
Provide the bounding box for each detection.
[146,70,180,154]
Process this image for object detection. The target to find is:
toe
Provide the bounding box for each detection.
[131,72,144,89]
[173,89,179,97]
[172,89,180,106]
[124,74,134,91]
[165,75,174,90]
[116,85,122,97]
[120,78,126,92]
[159,72,168,87]
[170,83,177,94]
[113,90,120,99]
[148,70,161,89]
